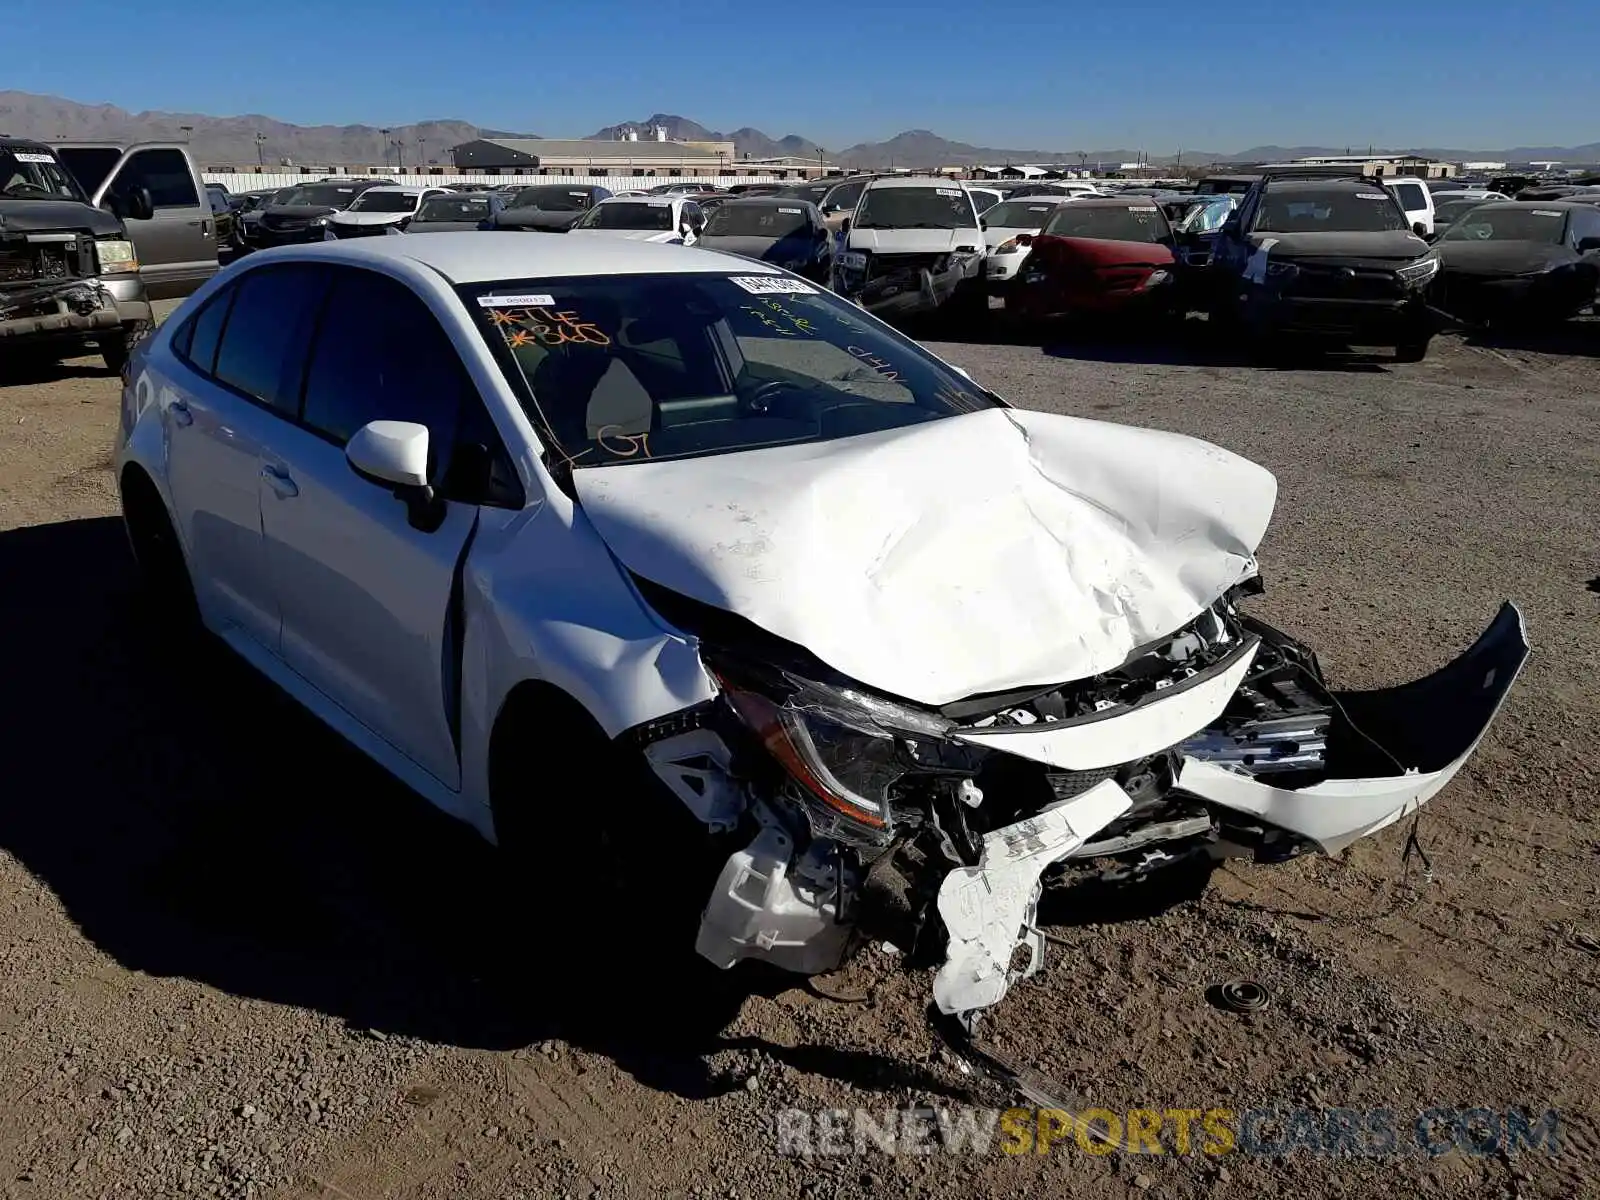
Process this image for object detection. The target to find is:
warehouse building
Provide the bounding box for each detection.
[449,128,831,179]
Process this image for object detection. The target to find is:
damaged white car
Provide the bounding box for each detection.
[115,234,1529,1028]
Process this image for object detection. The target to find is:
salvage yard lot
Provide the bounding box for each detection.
[0,319,1596,1199]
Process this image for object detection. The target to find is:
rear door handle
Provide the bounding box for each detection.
[262,464,299,498]
[170,399,193,427]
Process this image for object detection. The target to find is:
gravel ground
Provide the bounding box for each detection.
[0,312,1596,1200]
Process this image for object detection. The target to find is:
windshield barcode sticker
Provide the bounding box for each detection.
[937,188,961,197]
[729,276,818,294]
[12,152,56,163]
[477,293,556,307]
[1532,209,1563,217]
[1355,192,1389,199]
[778,206,803,214]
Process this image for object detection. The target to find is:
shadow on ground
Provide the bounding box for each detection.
[1456,316,1600,359]
[0,354,114,386]
[0,517,961,1102]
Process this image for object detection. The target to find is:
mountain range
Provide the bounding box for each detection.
[2,91,1596,171]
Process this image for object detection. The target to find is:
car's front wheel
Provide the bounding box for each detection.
[1394,336,1432,363]
[121,469,200,635]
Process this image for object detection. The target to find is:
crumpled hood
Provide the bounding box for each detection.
[1436,240,1575,277]
[569,227,682,243]
[573,407,1277,706]
[1250,230,1429,261]
[329,210,411,226]
[849,227,981,254]
[0,199,122,238]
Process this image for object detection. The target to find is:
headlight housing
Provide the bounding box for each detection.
[311,215,330,226]
[994,239,1022,254]
[1396,254,1441,288]
[718,670,951,837]
[95,239,138,274]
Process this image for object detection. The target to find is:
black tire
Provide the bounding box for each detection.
[1394,337,1431,363]
[120,469,200,637]
[489,690,731,1003]
[100,319,152,376]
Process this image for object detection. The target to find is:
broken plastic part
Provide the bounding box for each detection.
[642,728,746,832]
[932,780,1133,1017]
[694,807,853,976]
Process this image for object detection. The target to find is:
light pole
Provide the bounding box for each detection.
[380,129,390,169]
[394,138,405,173]
[180,124,193,143]
[418,137,427,168]
[255,131,266,167]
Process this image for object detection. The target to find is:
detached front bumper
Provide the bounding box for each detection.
[837,253,984,317]
[1,275,147,345]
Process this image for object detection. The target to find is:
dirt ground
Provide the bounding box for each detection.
[0,312,1596,1200]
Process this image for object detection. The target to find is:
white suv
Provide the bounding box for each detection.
[1384,176,1436,235]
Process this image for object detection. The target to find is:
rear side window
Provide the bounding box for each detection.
[299,267,466,477]
[174,287,236,375]
[1392,183,1428,211]
[212,264,328,413]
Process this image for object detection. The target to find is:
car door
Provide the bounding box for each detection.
[67,144,217,299]
[256,265,485,789]
[162,262,328,649]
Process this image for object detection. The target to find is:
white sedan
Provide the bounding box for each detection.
[115,234,1527,1024]
[979,195,1079,285]
[567,195,704,244]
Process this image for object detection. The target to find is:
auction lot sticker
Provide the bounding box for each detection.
[477,293,557,307]
[730,276,818,295]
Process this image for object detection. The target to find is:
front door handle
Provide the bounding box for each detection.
[262,464,299,498]
[170,399,193,427]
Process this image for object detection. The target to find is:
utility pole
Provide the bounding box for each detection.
[418,137,426,167]
[380,129,390,169]
[255,131,266,166]
[395,138,405,173]
[180,124,193,143]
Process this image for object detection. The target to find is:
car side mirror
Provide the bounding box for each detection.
[839,216,851,234]
[346,420,444,531]
[1412,222,1428,238]
[1015,233,1034,247]
[979,219,988,230]
[1578,236,1600,252]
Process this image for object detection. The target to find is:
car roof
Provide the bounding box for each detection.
[862,176,965,189]
[1472,200,1585,211]
[717,196,819,210]
[256,231,771,283]
[1071,196,1162,208]
[360,185,433,196]
[1265,177,1392,192]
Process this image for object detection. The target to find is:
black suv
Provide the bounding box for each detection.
[1209,170,1438,361]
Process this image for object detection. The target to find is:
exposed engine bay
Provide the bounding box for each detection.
[630,574,1529,1027]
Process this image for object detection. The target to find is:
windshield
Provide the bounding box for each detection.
[0,149,85,201]
[575,201,675,231]
[854,186,976,230]
[983,199,1065,229]
[774,183,832,205]
[703,203,810,237]
[1255,187,1410,233]
[1433,198,1487,226]
[510,186,597,212]
[1043,204,1169,243]
[1175,197,1234,233]
[351,190,421,213]
[282,184,363,208]
[416,196,488,221]
[1442,207,1569,244]
[463,273,996,469]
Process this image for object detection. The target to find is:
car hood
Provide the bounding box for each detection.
[0,199,122,238]
[569,227,681,243]
[697,233,800,260]
[572,406,1276,706]
[263,204,338,219]
[494,208,583,231]
[330,210,411,226]
[1436,240,1575,276]
[849,227,981,254]
[1249,230,1429,260]
[1035,235,1176,268]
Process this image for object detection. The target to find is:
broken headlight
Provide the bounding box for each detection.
[719,672,952,835]
[94,239,138,275]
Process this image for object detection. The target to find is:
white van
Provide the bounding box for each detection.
[832,176,987,317]
[1384,176,1435,235]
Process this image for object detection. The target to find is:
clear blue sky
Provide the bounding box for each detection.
[11,0,1599,151]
